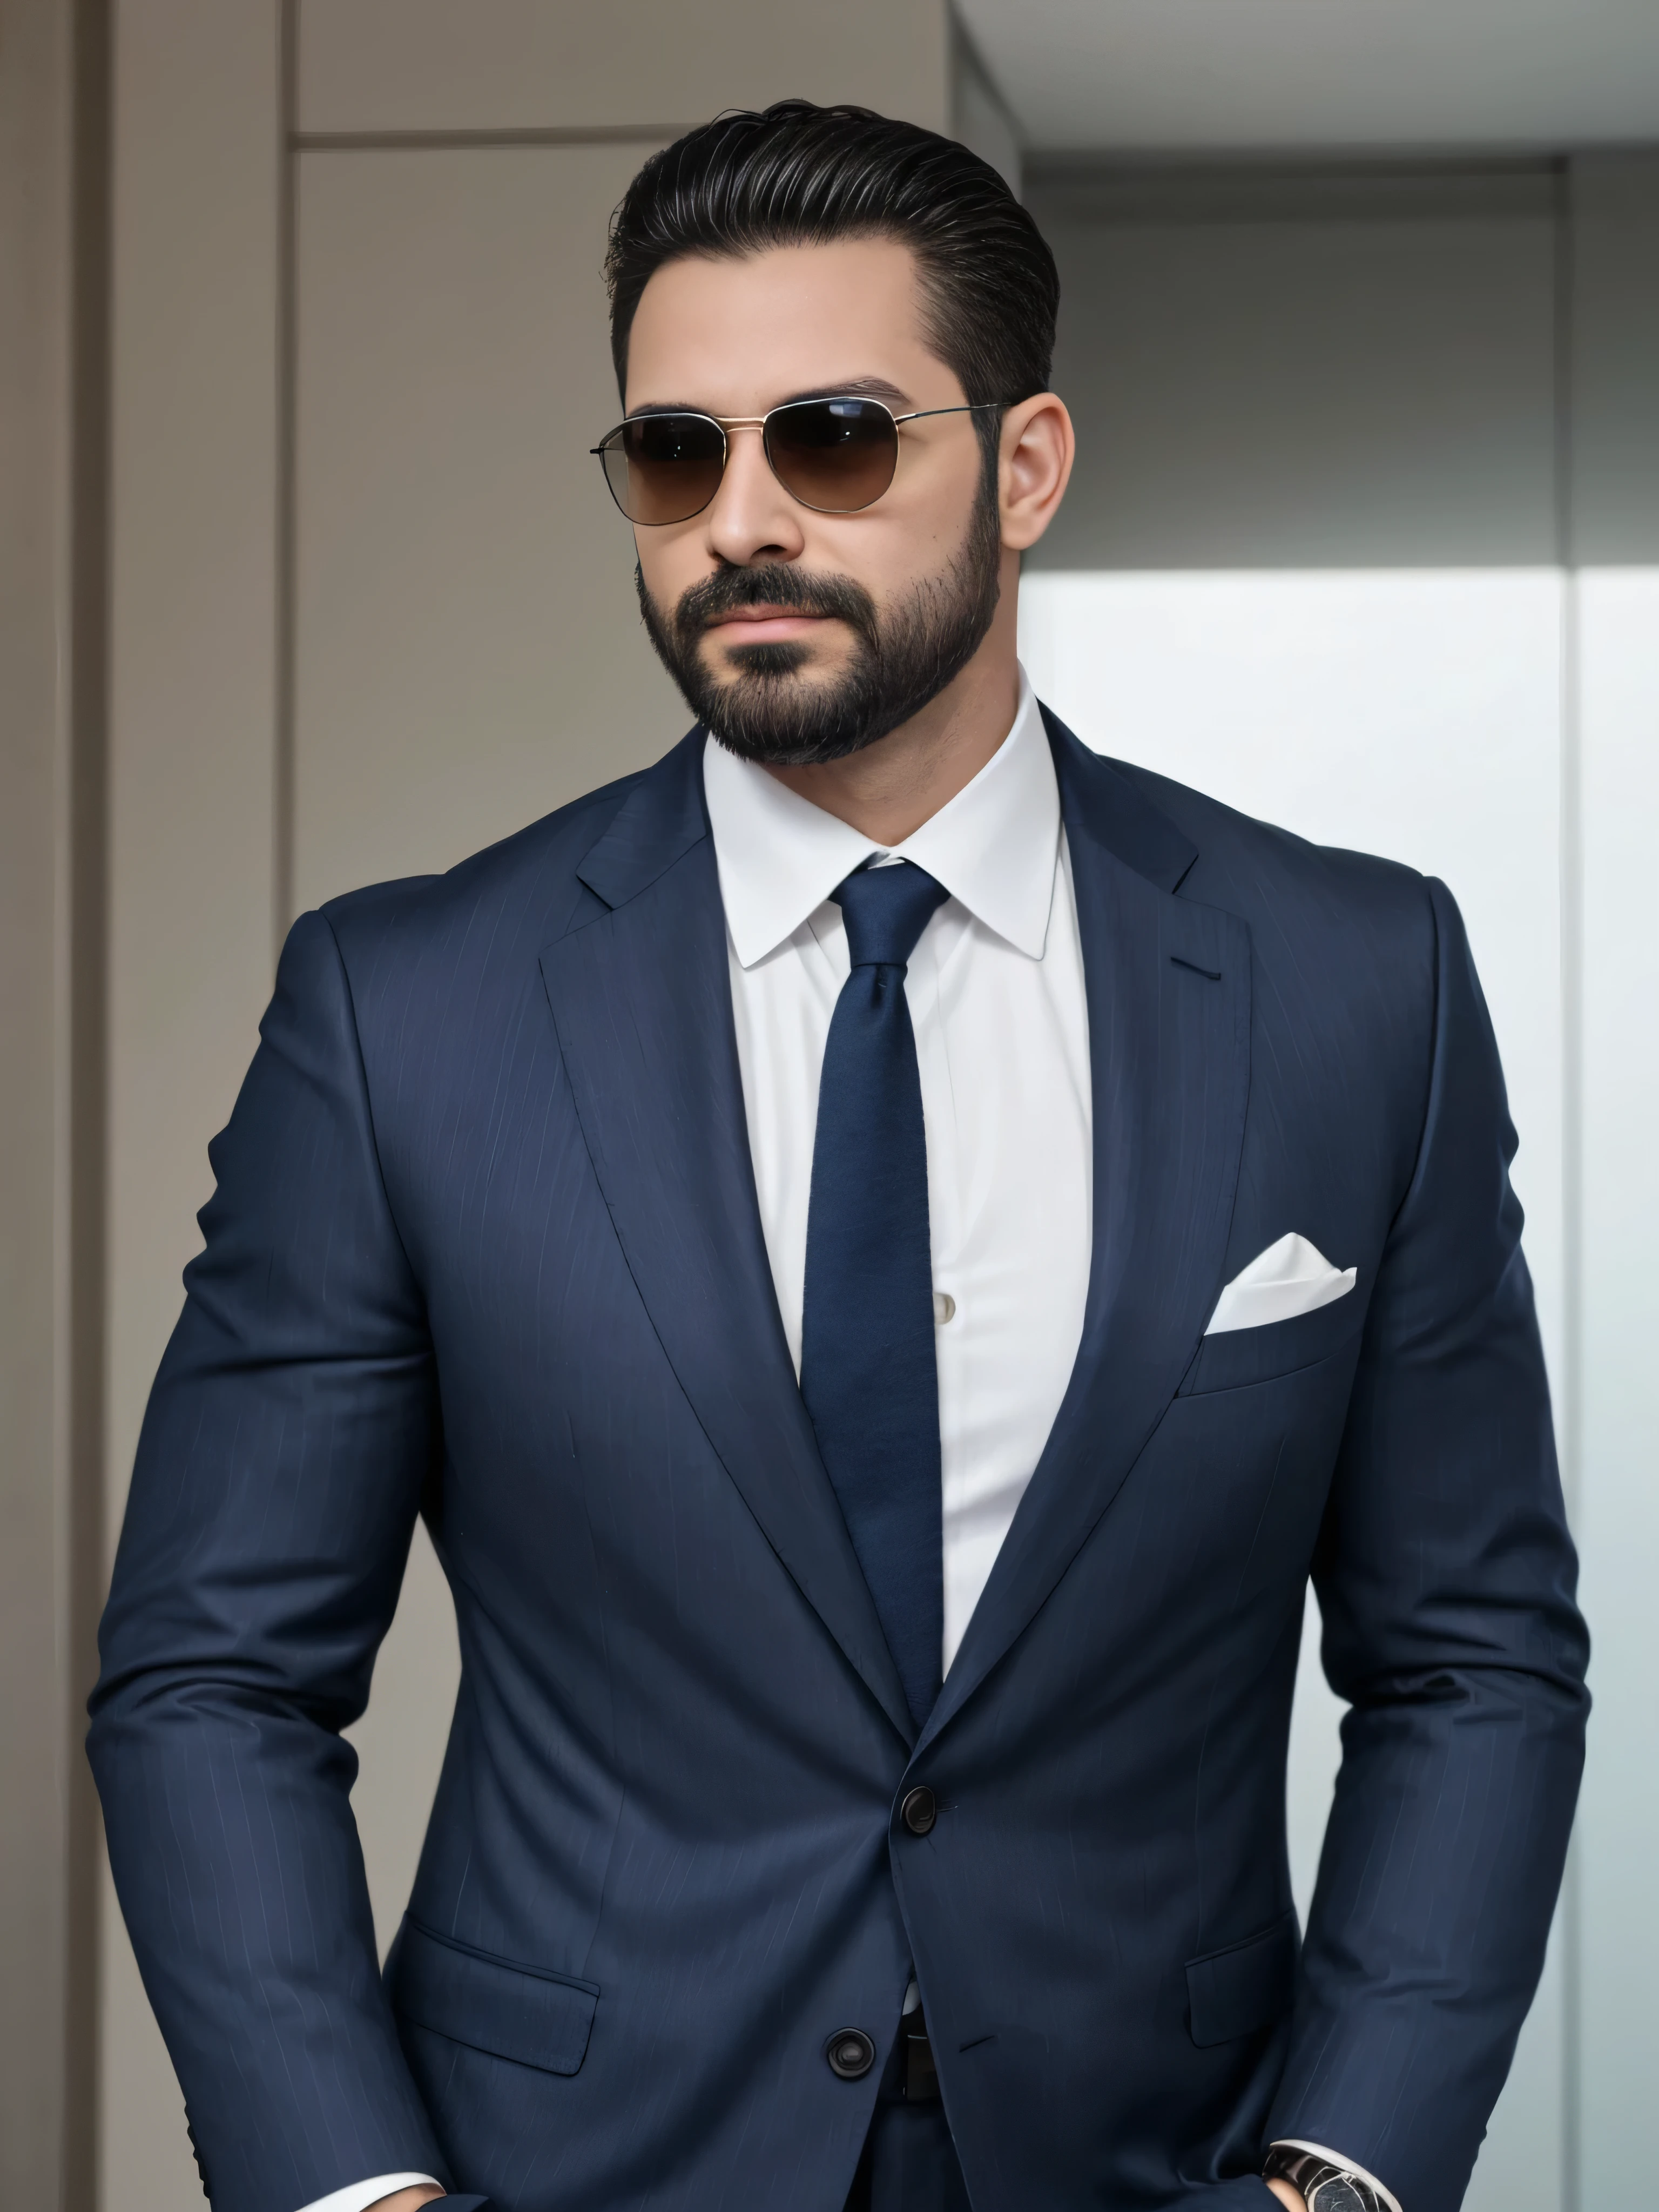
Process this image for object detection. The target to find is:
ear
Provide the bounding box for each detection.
[997,393,1075,553]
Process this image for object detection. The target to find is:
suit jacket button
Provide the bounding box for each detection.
[901,1785,936,1835]
[826,2028,876,2080]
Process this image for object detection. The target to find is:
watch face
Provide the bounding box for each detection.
[1309,2180,1368,2212]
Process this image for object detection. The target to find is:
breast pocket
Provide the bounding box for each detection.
[388,1916,600,2076]
[1178,1285,1366,1397]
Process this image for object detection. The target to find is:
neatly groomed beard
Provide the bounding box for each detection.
[635,482,1003,768]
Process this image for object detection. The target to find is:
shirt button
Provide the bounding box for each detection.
[825,2028,876,2079]
[901,1785,937,1835]
[933,1291,956,1325]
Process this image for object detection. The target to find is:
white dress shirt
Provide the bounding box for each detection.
[704,667,1094,1673]
[295,2179,443,2212]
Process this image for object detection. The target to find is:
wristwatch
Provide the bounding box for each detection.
[1263,2142,1397,2212]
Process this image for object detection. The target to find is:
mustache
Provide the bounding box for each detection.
[672,563,878,649]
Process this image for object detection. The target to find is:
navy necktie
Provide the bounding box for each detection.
[800,860,949,1727]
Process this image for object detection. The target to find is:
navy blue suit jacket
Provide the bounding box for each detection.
[90,714,1588,2212]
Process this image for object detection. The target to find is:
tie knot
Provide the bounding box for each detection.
[833,861,948,971]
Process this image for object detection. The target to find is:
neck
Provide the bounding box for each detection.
[761,563,1022,846]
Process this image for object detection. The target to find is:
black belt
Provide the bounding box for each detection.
[842,2011,965,2212]
[880,2009,941,2103]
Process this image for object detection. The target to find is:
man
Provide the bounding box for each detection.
[91,102,1588,2212]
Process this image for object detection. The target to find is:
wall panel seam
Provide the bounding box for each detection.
[64,4,111,2204]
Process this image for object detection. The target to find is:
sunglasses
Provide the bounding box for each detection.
[591,395,1005,527]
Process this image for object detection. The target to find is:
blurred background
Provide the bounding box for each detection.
[4,2,1656,2206]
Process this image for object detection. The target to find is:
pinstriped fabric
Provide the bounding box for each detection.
[90,721,1586,2212]
[91,906,451,2209]
[1261,875,1586,2182]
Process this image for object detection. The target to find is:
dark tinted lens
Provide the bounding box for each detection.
[602,413,725,524]
[765,399,899,512]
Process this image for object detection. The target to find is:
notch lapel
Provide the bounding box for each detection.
[539,735,914,1744]
[919,718,1252,1749]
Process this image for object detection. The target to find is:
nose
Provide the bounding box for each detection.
[702,422,806,568]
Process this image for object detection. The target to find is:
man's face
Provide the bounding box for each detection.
[622,237,1004,765]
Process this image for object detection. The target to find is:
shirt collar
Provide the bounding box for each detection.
[703,668,1060,969]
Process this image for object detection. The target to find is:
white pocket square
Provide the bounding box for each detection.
[1204,1232,1357,1336]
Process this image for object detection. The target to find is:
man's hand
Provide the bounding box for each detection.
[1265,2182,1307,2212]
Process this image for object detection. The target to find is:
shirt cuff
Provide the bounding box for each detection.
[1269,2140,1403,2212]
[293,2174,443,2212]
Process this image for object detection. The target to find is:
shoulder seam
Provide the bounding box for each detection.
[313,908,427,1300]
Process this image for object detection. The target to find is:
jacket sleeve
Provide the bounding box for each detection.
[88,909,449,2212]
[1267,877,1590,2212]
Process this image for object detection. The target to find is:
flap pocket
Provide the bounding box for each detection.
[1185,1911,1299,2048]
[390,1917,599,2076]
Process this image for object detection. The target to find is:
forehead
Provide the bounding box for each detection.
[623,235,952,414]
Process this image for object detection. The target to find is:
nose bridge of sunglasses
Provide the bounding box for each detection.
[721,417,768,454]
[712,417,793,507]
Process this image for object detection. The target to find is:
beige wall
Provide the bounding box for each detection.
[1,1,107,2203]
[291,140,684,914]
[0,7,72,2180]
[296,0,949,138]
[100,8,950,2206]
[102,6,284,2201]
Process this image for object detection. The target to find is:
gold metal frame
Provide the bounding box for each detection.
[590,395,1004,523]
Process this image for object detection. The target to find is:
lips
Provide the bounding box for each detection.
[706,605,834,625]
[707,609,833,641]
[669,562,879,655]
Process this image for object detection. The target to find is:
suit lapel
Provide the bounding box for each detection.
[539,734,914,1744]
[919,716,1252,1749]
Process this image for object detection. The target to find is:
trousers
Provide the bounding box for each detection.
[842,2017,971,2212]
[843,2098,972,2212]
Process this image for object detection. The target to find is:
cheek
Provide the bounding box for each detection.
[635,532,702,615]
[812,473,975,590]
[798,519,916,611]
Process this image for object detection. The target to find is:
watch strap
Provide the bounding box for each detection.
[1264,2142,1397,2212]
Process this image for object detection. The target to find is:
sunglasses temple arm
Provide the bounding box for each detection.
[891,402,1012,425]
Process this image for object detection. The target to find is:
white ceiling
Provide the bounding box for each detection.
[956,0,1659,154]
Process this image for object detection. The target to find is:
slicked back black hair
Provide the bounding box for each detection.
[604,101,1059,447]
